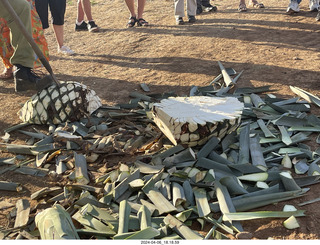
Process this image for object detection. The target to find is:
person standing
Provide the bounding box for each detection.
[174,0,197,25]
[125,0,150,27]
[35,0,74,55]
[75,0,99,32]
[0,0,52,92]
[0,0,49,79]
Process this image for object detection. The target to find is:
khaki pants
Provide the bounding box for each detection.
[0,0,35,68]
[174,0,197,18]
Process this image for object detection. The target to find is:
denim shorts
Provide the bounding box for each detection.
[35,0,66,29]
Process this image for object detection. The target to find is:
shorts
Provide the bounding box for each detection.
[35,0,66,29]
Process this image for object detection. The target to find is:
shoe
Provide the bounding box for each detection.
[88,21,99,32]
[316,10,320,20]
[127,16,137,27]
[188,15,196,23]
[58,46,75,55]
[137,18,150,27]
[248,0,265,8]
[75,21,88,31]
[286,0,300,14]
[309,0,320,11]
[238,3,247,12]
[13,65,53,92]
[176,17,184,25]
[203,4,218,12]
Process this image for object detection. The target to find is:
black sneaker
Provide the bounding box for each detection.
[75,21,88,31]
[176,17,184,25]
[188,15,196,23]
[88,21,99,32]
[14,65,53,92]
[203,5,218,12]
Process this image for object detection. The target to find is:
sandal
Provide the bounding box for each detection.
[238,3,247,12]
[248,0,265,8]
[137,18,150,27]
[127,16,137,27]
[0,67,13,80]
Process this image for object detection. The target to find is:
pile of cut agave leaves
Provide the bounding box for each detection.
[2,62,320,240]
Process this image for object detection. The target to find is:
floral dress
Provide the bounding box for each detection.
[0,0,49,69]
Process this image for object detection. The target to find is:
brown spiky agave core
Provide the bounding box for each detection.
[152,96,244,147]
[18,81,102,125]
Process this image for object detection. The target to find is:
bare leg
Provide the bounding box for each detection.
[125,0,136,17]
[53,24,64,48]
[77,0,85,22]
[137,0,146,19]
[82,0,94,21]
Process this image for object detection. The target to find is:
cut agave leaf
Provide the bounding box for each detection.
[283,216,300,229]
[238,172,268,182]
[14,199,30,228]
[193,187,211,217]
[164,214,203,239]
[223,210,305,221]
[35,204,80,239]
[283,205,297,212]
[281,153,292,169]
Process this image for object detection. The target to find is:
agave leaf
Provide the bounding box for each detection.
[114,169,140,200]
[36,204,80,239]
[172,182,186,207]
[163,148,196,167]
[217,61,234,87]
[0,157,15,165]
[125,227,160,240]
[14,199,30,228]
[215,181,243,232]
[257,119,276,138]
[31,187,62,200]
[14,166,49,177]
[290,86,320,107]
[74,152,90,185]
[249,135,267,171]
[204,216,234,235]
[193,187,211,217]
[281,153,292,169]
[293,159,309,174]
[308,161,320,176]
[238,172,268,182]
[129,91,152,102]
[144,189,177,214]
[137,205,152,230]
[223,210,305,221]
[220,176,248,196]
[134,160,164,174]
[238,124,250,164]
[197,136,220,159]
[156,144,185,159]
[196,157,233,174]
[164,214,203,240]
[0,181,22,192]
[117,200,132,235]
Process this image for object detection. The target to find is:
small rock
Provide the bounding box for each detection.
[236,231,253,239]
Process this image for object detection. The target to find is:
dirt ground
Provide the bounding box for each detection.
[1,0,320,240]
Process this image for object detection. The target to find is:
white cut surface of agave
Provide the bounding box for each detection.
[152,96,244,146]
[18,81,102,125]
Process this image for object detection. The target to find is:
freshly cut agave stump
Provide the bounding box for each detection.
[152,96,244,147]
[18,81,102,125]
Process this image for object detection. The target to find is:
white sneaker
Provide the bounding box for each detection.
[309,0,320,11]
[286,0,300,14]
[58,46,74,55]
